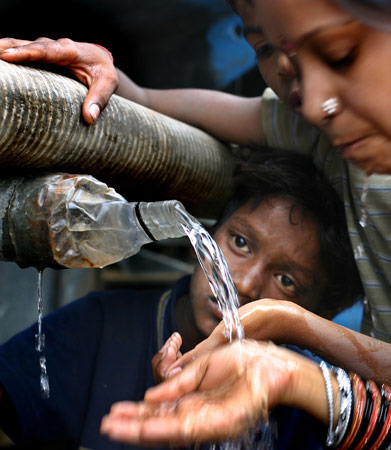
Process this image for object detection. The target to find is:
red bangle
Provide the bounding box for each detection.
[354,380,381,450]
[92,43,114,62]
[372,384,391,450]
[338,373,366,450]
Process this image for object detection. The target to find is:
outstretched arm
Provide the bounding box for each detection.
[172,299,391,385]
[0,37,265,147]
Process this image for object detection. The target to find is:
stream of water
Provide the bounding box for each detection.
[175,205,272,450]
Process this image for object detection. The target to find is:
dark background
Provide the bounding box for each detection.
[0,0,265,94]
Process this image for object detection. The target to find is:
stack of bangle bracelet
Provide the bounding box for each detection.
[320,362,391,449]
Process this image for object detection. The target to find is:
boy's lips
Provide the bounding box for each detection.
[208,296,223,320]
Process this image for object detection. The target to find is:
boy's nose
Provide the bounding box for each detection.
[233,265,263,305]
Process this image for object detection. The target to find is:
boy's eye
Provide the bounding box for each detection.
[275,274,296,292]
[232,234,250,252]
[255,43,275,60]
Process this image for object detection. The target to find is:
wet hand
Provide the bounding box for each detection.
[152,332,183,384]
[0,37,119,124]
[101,340,298,446]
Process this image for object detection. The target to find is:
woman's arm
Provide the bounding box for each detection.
[116,67,264,147]
[0,37,265,147]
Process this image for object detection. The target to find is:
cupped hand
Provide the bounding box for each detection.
[0,37,119,124]
[151,332,183,384]
[101,340,300,446]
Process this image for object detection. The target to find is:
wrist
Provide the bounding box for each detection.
[239,299,302,343]
[91,43,114,62]
[281,356,339,427]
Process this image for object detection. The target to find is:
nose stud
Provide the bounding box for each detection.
[321,97,339,116]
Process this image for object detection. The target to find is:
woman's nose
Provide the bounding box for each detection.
[299,65,341,126]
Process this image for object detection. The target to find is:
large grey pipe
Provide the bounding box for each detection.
[0,59,234,218]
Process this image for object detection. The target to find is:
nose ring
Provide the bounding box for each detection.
[321,97,339,116]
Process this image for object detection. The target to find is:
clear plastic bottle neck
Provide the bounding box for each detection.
[137,200,199,241]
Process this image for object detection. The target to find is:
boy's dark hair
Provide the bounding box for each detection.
[217,147,364,319]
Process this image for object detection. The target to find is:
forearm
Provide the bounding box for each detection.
[115,68,264,147]
[288,309,391,385]
[240,300,391,385]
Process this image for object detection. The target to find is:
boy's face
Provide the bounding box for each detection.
[237,0,391,174]
[188,197,326,339]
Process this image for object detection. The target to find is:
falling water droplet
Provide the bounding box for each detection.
[34,269,50,399]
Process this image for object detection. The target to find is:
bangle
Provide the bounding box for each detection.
[331,367,353,447]
[354,380,381,450]
[372,384,391,450]
[320,361,335,447]
[370,384,391,449]
[351,380,374,448]
[338,372,366,450]
[92,43,114,62]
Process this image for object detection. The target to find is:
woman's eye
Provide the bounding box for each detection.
[232,234,250,252]
[255,43,275,60]
[330,53,354,69]
[326,47,357,70]
[275,274,296,292]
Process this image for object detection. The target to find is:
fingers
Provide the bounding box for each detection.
[81,74,119,124]
[166,327,226,377]
[152,332,183,383]
[0,37,119,124]
[0,37,33,53]
[100,397,246,445]
[0,37,72,64]
[145,353,209,403]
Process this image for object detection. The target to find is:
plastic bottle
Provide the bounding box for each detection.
[1,173,197,269]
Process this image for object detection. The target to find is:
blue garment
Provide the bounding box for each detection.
[0,275,325,449]
[0,277,184,449]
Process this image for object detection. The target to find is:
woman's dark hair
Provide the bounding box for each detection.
[217,147,364,319]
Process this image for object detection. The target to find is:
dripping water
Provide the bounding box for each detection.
[35,269,50,399]
[359,175,370,228]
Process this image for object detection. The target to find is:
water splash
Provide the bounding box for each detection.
[35,269,50,399]
[174,205,272,450]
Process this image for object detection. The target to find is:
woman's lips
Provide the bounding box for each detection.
[338,136,368,154]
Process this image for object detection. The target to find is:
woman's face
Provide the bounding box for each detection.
[239,0,391,174]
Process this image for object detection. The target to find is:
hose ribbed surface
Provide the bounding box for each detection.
[0,60,234,217]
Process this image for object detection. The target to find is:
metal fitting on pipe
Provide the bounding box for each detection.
[0,175,63,269]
